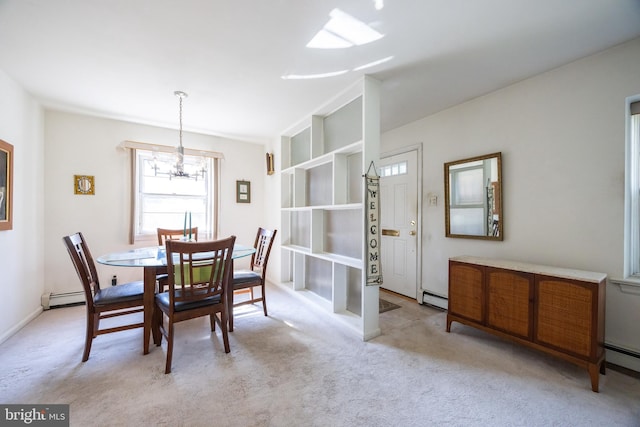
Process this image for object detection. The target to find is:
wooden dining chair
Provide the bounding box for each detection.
[230,228,277,330]
[153,235,236,374]
[156,227,198,291]
[62,232,144,362]
[157,227,199,245]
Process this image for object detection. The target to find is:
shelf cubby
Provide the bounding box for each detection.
[306,163,332,206]
[323,209,362,259]
[290,127,310,167]
[281,210,310,249]
[305,256,333,301]
[323,96,363,154]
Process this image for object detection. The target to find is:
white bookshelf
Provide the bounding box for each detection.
[279,76,381,339]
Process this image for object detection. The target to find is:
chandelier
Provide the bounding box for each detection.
[151,90,206,180]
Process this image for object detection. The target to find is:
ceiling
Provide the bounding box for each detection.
[1,0,639,144]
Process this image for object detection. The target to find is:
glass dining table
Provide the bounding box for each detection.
[96,243,255,355]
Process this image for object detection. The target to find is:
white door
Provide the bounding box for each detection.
[379,149,419,299]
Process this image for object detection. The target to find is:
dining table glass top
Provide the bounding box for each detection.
[96,244,255,267]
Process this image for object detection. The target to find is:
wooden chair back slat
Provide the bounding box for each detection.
[157,227,198,245]
[166,237,234,306]
[63,232,101,308]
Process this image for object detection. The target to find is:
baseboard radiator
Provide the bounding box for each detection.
[605,343,640,359]
[422,291,448,310]
[41,292,85,310]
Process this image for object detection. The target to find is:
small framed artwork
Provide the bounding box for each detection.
[74,175,95,195]
[236,180,251,203]
[0,139,13,231]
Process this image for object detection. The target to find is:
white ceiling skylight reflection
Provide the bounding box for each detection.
[281,56,393,80]
[281,69,350,80]
[353,56,393,71]
[306,9,384,49]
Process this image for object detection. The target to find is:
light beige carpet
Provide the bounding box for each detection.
[1,284,639,426]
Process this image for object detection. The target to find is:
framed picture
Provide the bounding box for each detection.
[74,175,95,195]
[236,180,251,203]
[0,139,13,231]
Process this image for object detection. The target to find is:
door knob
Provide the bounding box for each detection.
[409,230,416,236]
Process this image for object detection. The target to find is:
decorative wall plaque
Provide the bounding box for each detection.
[74,175,95,195]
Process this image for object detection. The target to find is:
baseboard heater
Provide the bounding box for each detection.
[605,343,640,360]
[41,291,85,310]
[422,291,448,310]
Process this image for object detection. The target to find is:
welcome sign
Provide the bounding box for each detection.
[365,162,382,286]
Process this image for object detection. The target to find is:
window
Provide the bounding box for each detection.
[133,149,219,242]
[448,161,485,235]
[625,98,640,278]
[379,160,407,177]
[450,166,484,206]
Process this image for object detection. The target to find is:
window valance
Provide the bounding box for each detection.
[119,140,225,160]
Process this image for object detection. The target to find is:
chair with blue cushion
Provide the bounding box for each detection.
[63,232,144,362]
[153,235,236,374]
[230,228,277,331]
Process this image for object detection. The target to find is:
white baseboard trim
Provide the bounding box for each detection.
[0,306,42,346]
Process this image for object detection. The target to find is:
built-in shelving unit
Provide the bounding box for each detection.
[279,76,381,339]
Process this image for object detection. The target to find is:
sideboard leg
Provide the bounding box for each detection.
[588,364,600,392]
[446,316,452,333]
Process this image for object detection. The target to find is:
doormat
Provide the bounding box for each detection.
[379,298,401,313]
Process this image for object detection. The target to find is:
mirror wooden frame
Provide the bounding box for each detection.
[444,152,503,241]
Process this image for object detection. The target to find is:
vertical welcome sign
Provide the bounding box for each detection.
[365,161,383,286]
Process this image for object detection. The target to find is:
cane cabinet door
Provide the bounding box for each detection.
[535,275,597,359]
[486,267,534,340]
[448,261,484,324]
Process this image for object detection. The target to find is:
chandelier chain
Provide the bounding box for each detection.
[148,90,204,180]
[179,94,183,148]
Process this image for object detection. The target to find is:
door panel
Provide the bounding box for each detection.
[392,239,406,276]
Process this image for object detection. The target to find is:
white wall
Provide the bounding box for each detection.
[44,111,266,295]
[263,138,282,285]
[0,70,45,343]
[380,37,640,369]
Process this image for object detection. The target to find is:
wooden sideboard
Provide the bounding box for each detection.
[446,256,606,392]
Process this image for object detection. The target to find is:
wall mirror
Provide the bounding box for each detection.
[444,152,502,240]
